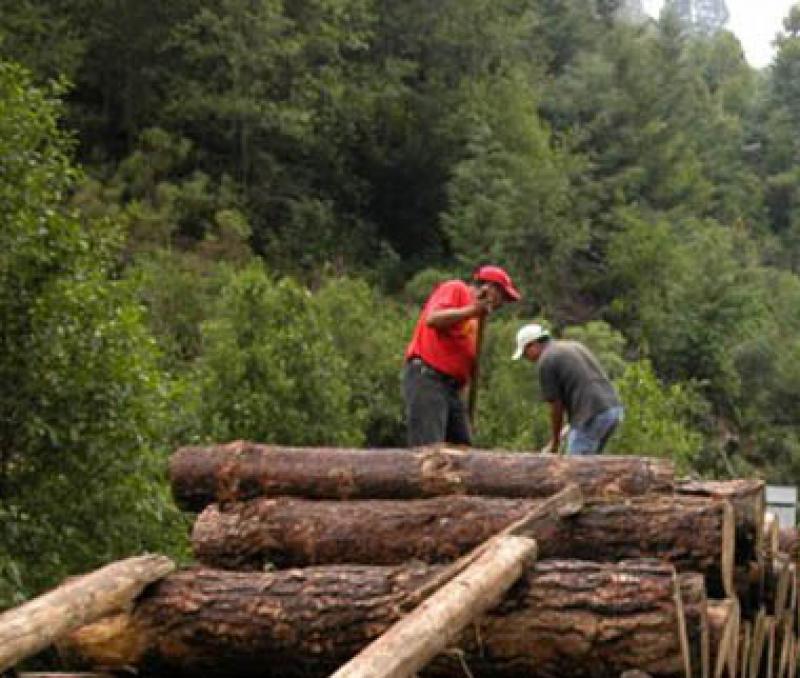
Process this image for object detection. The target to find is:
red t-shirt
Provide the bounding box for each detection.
[404,280,479,385]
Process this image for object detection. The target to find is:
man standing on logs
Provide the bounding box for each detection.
[512,323,624,455]
[403,265,521,447]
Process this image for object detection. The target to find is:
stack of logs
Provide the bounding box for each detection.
[59,441,800,678]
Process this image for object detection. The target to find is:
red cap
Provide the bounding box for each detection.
[473,265,521,302]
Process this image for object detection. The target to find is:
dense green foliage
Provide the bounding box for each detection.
[3,0,800,610]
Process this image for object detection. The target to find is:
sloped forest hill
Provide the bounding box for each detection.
[2,0,800,606]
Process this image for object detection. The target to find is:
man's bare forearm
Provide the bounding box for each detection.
[425,304,484,329]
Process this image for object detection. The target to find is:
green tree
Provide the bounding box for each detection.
[313,276,412,446]
[0,60,186,606]
[193,265,366,445]
[442,71,581,311]
[611,360,704,473]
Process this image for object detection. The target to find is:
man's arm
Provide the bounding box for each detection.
[547,400,565,454]
[425,296,491,330]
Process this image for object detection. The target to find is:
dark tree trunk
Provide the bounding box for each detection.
[676,480,765,565]
[169,441,675,511]
[61,561,695,678]
[192,494,733,596]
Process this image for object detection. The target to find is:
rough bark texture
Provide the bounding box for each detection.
[193,493,733,598]
[61,561,693,678]
[0,555,174,673]
[169,441,675,511]
[331,535,537,678]
[191,495,548,569]
[401,485,582,609]
[677,479,765,566]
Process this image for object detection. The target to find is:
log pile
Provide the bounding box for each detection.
[49,442,799,677]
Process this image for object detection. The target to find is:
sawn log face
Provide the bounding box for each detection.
[169,441,674,511]
[63,561,693,678]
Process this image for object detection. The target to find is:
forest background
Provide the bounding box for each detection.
[2,0,800,609]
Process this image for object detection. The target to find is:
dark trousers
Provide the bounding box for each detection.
[402,359,471,447]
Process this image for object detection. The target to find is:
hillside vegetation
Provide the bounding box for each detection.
[2,0,800,606]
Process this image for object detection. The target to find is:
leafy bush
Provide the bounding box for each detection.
[193,265,366,446]
[610,360,705,473]
[313,276,413,446]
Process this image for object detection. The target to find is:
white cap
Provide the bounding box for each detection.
[512,323,549,360]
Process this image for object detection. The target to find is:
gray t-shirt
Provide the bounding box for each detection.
[538,341,621,426]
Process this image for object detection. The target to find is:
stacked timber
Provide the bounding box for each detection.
[49,442,799,677]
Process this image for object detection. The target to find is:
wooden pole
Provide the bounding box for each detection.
[330,534,536,678]
[401,483,582,609]
[467,314,485,432]
[739,621,751,678]
[0,554,174,673]
[679,573,709,678]
[708,599,739,678]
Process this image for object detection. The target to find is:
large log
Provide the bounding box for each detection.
[192,493,734,596]
[677,480,765,566]
[331,535,537,678]
[0,554,174,673]
[169,441,675,511]
[61,560,695,678]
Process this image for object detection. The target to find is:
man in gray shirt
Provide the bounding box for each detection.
[512,323,624,455]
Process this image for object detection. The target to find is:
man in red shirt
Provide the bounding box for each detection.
[403,265,521,446]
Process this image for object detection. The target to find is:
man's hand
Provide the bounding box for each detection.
[472,292,494,317]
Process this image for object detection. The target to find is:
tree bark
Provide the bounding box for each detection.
[193,492,733,597]
[61,560,695,678]
[676,480,765,566]
[169,441,675,511]
[331,535,537,678]
[0,554,174,673]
